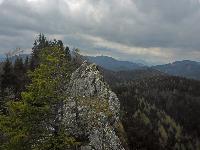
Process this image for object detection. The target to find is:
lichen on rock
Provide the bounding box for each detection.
[63,61,125,150]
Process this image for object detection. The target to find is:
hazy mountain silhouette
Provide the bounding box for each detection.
[153,60,200,80]
[86,55,144,71]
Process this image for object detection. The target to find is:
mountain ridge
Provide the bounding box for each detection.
[1,54,199,80]
[85,55,144,71]
[85,55,200,80]
[153,60,200,80]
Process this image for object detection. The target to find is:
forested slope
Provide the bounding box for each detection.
[105,72,200,149]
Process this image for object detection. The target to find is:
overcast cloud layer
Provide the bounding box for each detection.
[0,0,200,64]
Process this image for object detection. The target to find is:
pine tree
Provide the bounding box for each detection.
[64,46,71,61]
[0,46,76,150]
[30,33,49,70]
[30,34,71,70]
[1,58,14,91]
[0,58,15,114]
[13,57,26,98]
[24,56,29,70]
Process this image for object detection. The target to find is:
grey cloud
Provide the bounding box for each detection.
[0,0,199,64]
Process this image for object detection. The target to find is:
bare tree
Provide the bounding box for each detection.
[5,48,23,58]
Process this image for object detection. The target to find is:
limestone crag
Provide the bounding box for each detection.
[63,61,125,150]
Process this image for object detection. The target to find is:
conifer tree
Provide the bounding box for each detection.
[1,58,14,92]
[24,56,29,70]
[0,58,15,114]
[64,46,71,61]
[30,34,71,70]
[13,57,26,98]
[0,46,76,150]
[30,33,49,70]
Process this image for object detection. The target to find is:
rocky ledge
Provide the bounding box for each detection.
[63,61,125,150]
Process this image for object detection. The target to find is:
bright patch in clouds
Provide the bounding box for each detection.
[65,0,82,11]
[0,0,4,4]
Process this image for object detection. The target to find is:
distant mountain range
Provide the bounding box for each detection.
[85,56,144,71]
[0,54,29,63]
[0,55,5,62]
[85,56,200,80]
[153,60,200,80]
[0,54,199,80]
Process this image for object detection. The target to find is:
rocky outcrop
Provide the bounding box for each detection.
[63,61,125,150]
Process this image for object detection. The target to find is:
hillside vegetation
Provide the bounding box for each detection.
[107,73,200,149]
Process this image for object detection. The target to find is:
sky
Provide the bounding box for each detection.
[0,0,200,64]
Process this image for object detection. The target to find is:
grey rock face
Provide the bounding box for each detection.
[63,61,125,150]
